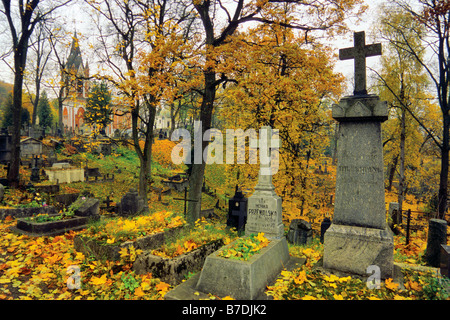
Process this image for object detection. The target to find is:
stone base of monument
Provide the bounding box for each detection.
[323,224,394,279]
[165,237,305,300]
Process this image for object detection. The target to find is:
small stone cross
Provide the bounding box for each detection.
[339,31,382,96]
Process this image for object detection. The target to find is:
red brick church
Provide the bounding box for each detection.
[61,32,132,136]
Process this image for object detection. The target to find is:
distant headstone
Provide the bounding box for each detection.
[425,219,447,267]
[116,188,148,216]
[287,219,313,245]
[0,133,12,164]
[323,31,394,279]
[320,217,332,243]
[226,187,248,232]
[389,202,401,226]
[20,137,43,158]
[72,197,100,217]
[440,244,450,278]
[0,184,4,202]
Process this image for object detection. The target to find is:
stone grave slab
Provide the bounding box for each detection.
[425,219,448,267]
[195,237,289,300]
[11,214,98,237]
[45,164,84,184]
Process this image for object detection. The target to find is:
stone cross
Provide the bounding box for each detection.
[249,126,280,190]
[339,31,382,96]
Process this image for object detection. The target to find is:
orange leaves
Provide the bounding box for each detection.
[90,274,108,286]
[385,278,399,291]
[155,281,170,297]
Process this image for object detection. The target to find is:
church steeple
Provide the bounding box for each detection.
[66,31,83,71]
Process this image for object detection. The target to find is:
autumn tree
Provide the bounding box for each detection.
[372,5,430,218]
[386,0,450,219]
[87,0,195,200]
[186,0,366,224]
[220,18,344,221]
[0,0,71,187]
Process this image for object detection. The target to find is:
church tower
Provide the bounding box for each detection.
[61,32,90,133]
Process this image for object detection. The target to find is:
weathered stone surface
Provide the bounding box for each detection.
[133,240,224,285]
[73,226,184,261]
[12,214,98,237]
[245,194,283,239]
[425,219,448,267]
[287,219,312,245]
[45,166,84,184]
[0,205,57,220]
[72,197,99,217]
[116,188,148,216]
[0,183,4,202]
[332,95,388,122]
[323,224,394,279]
[245,126,284,239]
[54,193,80,207]
[195,237,290,300]
[332,121,387,230]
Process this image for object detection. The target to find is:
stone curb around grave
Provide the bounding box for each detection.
[0,206,57,220]
[73,226,185,261]
[133,239,224,285]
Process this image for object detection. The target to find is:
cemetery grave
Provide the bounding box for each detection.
[0,141,448,300]
[0,60,449,303]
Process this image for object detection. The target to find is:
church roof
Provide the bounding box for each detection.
[66,32,83,71]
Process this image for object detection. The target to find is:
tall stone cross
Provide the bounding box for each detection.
[339,31,382,96]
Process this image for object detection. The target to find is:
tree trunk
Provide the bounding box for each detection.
[438,113,449,220]
[7,47,27,188]
[187,69,215,224]
[387,155,398,192]
[398,105,406,218]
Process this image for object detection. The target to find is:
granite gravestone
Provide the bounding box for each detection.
[323,31,394,279]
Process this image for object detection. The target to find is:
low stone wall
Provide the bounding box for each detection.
[133,239,224,285]
[0,205,57,220]
[73,226,184,261]
[44,167,84,184]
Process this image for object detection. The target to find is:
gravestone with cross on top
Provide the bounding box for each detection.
[245,126,284,239]
[323,31,394,279]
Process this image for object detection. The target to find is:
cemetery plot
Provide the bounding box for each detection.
[9,197,100,236]
[11,214,98,237]
[133,239,224,285]
[134,219,235,284]
[73,211,186,261]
